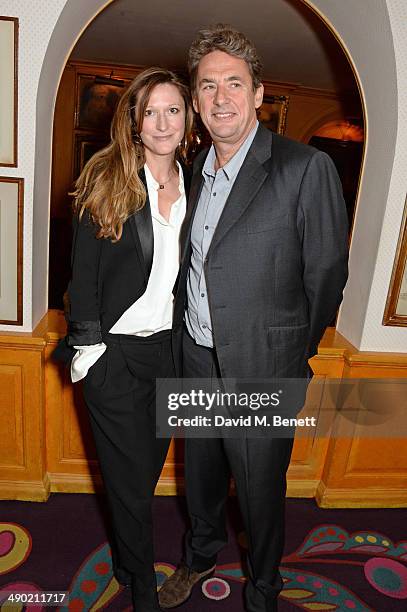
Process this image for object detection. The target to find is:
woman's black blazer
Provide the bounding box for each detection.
[59,166,190,356]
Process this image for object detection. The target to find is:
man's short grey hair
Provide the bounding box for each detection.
[188,23,263,93]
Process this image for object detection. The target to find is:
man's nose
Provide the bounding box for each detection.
[213,85,228,106]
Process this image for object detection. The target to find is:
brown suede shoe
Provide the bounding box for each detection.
[158,564,215,609]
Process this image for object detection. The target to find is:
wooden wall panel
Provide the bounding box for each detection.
[0,314,406,506]
[316,347,407,507]
[0,364,24,467]
[156,439,183,495]
[0,336,48,501]
[286,346,347,497]
[62,380,96,460]
[287,382,332,497]
[45,329,100,494]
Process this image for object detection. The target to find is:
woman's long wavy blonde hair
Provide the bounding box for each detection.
[72,67,194,241]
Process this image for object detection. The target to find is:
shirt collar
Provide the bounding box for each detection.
[202,121,259,182]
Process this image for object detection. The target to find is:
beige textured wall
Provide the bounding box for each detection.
[0,0,406,354]
[0,0,67,331]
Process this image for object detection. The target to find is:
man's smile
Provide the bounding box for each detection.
[212,111,236,119]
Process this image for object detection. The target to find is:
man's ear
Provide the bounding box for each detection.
[192,95,199,114]
[254,83,264,109]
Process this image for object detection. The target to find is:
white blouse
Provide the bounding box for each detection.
[71,162,186,382]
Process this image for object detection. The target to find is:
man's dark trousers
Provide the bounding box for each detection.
[182,329,294,612]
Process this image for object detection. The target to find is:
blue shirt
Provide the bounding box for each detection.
[185,122,259,347]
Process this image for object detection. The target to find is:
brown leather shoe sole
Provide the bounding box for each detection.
[158,564,216,609]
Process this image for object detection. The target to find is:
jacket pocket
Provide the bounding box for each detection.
[246,213,289,235]
[266,323,309,350]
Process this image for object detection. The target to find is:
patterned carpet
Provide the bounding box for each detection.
[0,494,406,611]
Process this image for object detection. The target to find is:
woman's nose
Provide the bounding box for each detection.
[156,112,169,131]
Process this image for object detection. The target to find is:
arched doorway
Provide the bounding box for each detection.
[47,0,365,309]
[33,0,398,351]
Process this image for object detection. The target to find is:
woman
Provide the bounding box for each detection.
[66,67,194,612]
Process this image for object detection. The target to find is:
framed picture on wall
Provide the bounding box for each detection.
[0,17,18,167]
[0,177,23,324]
[383,195,407,326]
[73,133,109,180]
[257,95,289,135]
[75,74,129,131]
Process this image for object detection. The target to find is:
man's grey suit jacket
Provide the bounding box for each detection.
[172,123,349,381]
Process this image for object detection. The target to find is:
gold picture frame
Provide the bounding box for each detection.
[258,95,289,135]
[0,17,18,167]
[75,73,129,131]
[383,195,407,326]
[0,177,23,324]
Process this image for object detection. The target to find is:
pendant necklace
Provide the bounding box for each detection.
[158,171,175,190]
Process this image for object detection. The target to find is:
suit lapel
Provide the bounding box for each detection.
[128,168,154,285]
[180,125,273,270]
[180,154,205,262]
[208,124,272,255]
[182,162,192,198]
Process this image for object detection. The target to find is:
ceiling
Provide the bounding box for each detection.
[70,0,358,94]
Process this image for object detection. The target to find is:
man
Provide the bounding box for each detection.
[159,24,348,612]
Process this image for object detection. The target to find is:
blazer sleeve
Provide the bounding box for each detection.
[297,150,349,360]
[66,211,103,346]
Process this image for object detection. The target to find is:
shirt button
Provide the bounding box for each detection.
[212,192,217,197]
[201,293,205,297]
[202,324,207,329]
[204,225,209,230]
